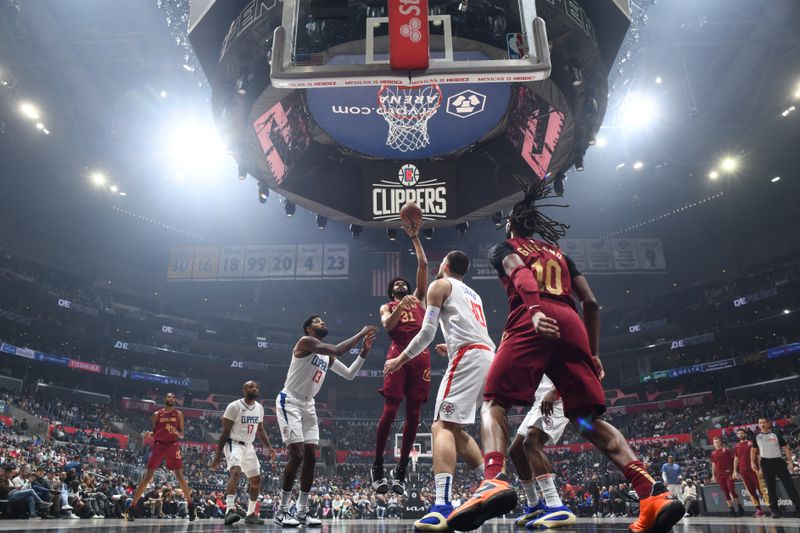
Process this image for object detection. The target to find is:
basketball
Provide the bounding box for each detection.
[400,202,423,227]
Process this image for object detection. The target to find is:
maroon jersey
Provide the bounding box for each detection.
[735,440,755,471]
[385,300,426,354]
[489,237,581,335]
[711,447,734,478]
[152,408,181,443]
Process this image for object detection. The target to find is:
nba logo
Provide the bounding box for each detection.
[398,164,420,186]
[507,33,525,59]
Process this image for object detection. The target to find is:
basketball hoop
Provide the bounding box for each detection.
[377,83,443,152]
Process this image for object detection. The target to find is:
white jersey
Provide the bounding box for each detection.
[534,374,557,403]
[282,352,330,401]
[222,399,264,444]
[439,277,496,356]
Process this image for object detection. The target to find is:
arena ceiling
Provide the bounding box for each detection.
[0,0,798,282]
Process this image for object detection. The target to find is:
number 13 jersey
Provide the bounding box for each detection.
[439,278,496,356]
[283,353,330,401]
[222,399,265,443]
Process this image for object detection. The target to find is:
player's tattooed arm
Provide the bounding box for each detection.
[255,422,277,463]
[296,326,378,359]
[405,221,429,304]
[497,251,559,339]
[211,417,234,469]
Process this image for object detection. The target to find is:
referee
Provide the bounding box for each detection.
[751,418,800,519]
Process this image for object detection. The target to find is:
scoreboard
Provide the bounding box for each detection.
[167,243,349,281]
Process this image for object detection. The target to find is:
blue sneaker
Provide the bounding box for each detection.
[415,503,454,531]
[515,500,547,527]
[527,505,577,530]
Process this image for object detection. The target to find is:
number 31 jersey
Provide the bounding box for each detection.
[439,278,496,356]
[282,352,330,401]
[222,399,265,443]
[489,237,582,334]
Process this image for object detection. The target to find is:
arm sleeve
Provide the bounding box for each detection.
[222,402,237,421]
[404,306,441,358]
[510,265,541,309]
[330,356,365,381]
[489,241,516,277]
[565,254,582,278]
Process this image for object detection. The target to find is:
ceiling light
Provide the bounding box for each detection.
[422,227,433,240]
[167,123,227,178]
[91,172,107,187]
[349,224,363,239]
[160,90,167,98]
[182,64,194,72]
[456,222,468,237]
[316,214,327,230]
[620,93,657,128]
[42,128,50,135]
[616,163,626,170]
[784,309,791,314]
[19,102,40,120]
[238,165,247,180]
[110,185,119,193]
[387,228,398,241]
[284,200,296,217]
[720,156,739,173]
[781,105,796,117]
[119,192,127,196]
[491,211,504,228]
[655,76,663,84]
[595,135,607,147]
[708,170,719,180]
[771,176,781,183]
[258,183,269,203]
[633,161,644,170]
[574,154,584,172]
[35,122,44,130]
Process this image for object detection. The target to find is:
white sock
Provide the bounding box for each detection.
[226,495,235,511]
[472,463,485,478]
[536,474,563,508]
[280,490,292,512]
[297,491,310,514]
[520,479,539,507]
[247,499,257,516]
[435,473,453,505]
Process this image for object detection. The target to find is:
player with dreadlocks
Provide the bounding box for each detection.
[447,176,685,533]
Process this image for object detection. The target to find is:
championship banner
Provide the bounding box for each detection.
[706,418,792,441]
[167,243,350,281]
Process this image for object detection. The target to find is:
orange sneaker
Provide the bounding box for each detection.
[446,473,517,532]
[629,483,685,533]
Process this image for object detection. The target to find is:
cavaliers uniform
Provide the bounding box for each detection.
[711,447,736,501]
[735,440,765,504]
[379,300,431,402]
[432,277,495,425]
[147,408,183,470]
[484,237,604,418]
[222,399,264,478]
[516,374,568,445]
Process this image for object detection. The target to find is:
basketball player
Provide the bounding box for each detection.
[508,376,576,529]
[382,251,491,531]
[127,392,195,522]
[274,318,377,527]
[373,221,431,495]
[447,179,684,533]
[211,381,276,526]
[710,436,744,517]
[733,428,767,516]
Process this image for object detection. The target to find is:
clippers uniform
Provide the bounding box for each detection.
[147,408,183,470]
[484,236,605,418]
[516,374,569,445]
[276,353,330,446]
[222,399,265,478]
[432,278,495,425]
[379,301,431,402]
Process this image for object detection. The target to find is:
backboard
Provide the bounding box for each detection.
[270,0,551,88]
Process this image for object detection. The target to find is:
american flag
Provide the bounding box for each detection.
[372,252,401,297]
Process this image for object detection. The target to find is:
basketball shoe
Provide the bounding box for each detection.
[527,505,577,530]
[371,463,389,494]
[447,473,518,531]
[629,482,685,533]
[414,503,453,531]
[514,500,547,527]
[391,467,407,495]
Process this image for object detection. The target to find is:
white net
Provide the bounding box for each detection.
[377,83,442,152]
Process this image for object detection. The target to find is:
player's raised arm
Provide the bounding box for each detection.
[403,222,429,304]
[331,331,375,380]
[384,279,449,375]
[296,326,377,359]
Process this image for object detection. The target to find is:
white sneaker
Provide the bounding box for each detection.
[296,511,322,527]
[68,513,79,519]
[273,511,299,527]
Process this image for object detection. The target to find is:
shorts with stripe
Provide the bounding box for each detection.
[433,344,494,425]
[276,391,319,446]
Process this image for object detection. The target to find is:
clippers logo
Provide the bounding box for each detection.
[400,18,423,42]
[372,165,447,221]
[544,416,554,429]
[441,401,455,416]
[446,90,487,118]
